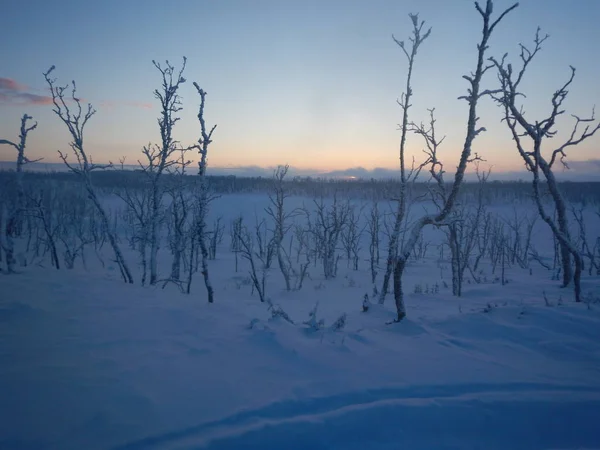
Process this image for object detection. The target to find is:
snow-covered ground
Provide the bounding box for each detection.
[1,193,600,449]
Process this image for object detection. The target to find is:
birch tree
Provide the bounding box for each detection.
[307,195,350,279]
[266,164,297,290]
[191,82,217,303]
[116,176,152,284]
[0,114,40,272]
[27,184,61,270]
[442,164,489,295]
[391,0,518,321]
[165,150,192,283]
[43,66,134,283]
[236,222,268,303]
[366,201,381,294]
[572,205,600,276]
[490,29,600,302]
[379,13,431,304]
[145,58,187,285]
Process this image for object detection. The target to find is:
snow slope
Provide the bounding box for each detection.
[2,264,600,450]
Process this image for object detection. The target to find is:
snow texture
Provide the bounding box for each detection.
[1,194,600,449]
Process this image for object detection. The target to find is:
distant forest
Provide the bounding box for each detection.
[1,168,599,205]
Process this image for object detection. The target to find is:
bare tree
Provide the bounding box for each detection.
[572,205,600,276]
[57,187,94,269]
[27,186,61,270]
[472,209,492,276]
[191,82,217,303]
[266,164,297,291]
[254,216,276,269]
[445,210,467,296]
[379,13,431,304]
[366,201,381,294]
[230,215,244,272]
[43,66,133,283]
[489,215,507,275]
[116,175,152,284]
[291,220,312,290]
[143,58,188,285]
[503,206,537,269]
[490,28,600,302]
[164,149,193,283]
[390,1,518,321]
[207,217,225,260]
[307,195,350,279]
[444,165,490,295]
[126,201,150,280]
[341,204,364,270]
[0,114,40,272]
[236,222,268,303]
[0,205,8,271]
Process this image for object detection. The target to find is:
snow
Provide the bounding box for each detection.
[1,194,600,449]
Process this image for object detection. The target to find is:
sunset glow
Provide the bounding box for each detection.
[1,0,599,179]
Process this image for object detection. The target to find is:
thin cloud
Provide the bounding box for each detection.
[99,100,117,110]
[99,100,153,110]
[17,92,54,105]
[0,77,27,91]
[126,101,152,109]
[0,76,53,106]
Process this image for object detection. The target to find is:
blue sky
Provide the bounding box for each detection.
[1,0,599,177]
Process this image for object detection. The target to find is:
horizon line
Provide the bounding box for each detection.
[1,160,599,182]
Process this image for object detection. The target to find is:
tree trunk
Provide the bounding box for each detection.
[171,247,181,281]
[538,159,578,294]
[196,194,214,303]
[393,258,407,321]
[449,225,461,296]
[149,185,160,285]
[559,242,572,287]
[277,245,291,291]
[573,251,582,303]
[88,184,133,284]
[186,235,196,294]
[198,230,214,303]
[0,205,16,273]
[379,220,399,304]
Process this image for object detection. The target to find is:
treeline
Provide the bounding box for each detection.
[1,169,599,205]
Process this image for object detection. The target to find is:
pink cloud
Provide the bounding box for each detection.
[126,101,153,110]
[99,100,117,109]
[0,77,27,92]
[18,92,54,105]
[0,76,53,106]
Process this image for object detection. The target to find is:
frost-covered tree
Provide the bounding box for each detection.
[164,150,193,283]
[571,205,600,276]
[366,201,381,295]
[379,13,431,304]
[0,114,39,272]
[490,29,600,303]
[191,82,217,303]
[266,164,297,291]
[439,163,489,296]
[306,195,350,280]
[143,57,188,285]
[341,204,363,271]
[116,175,152,285]
[43,66,134,283]
[390,0,518,321]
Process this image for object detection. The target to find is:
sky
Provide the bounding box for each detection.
[1,0,599,179]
